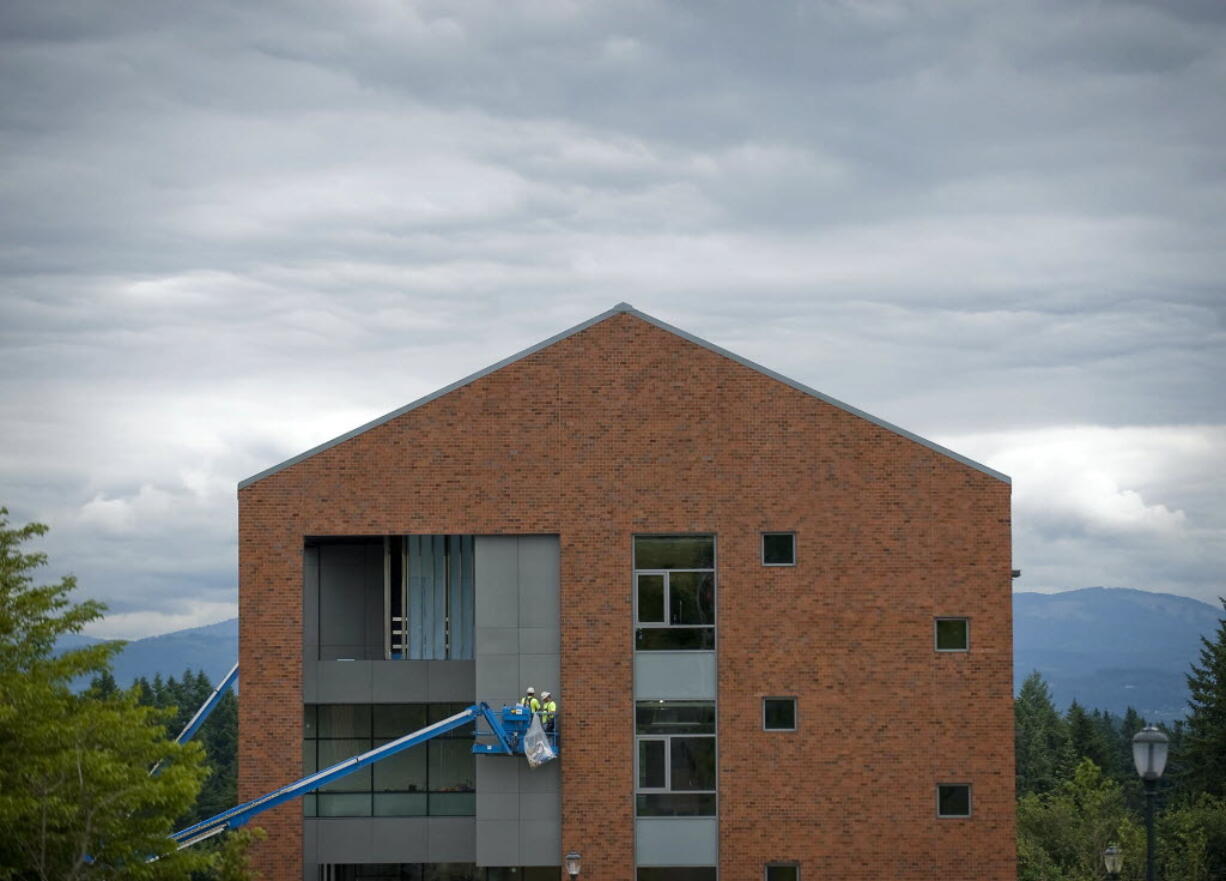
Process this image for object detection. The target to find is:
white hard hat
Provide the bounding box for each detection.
[541,691,552,699]
[526,686,535,694]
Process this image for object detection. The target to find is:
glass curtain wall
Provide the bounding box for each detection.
[303,704,476,817]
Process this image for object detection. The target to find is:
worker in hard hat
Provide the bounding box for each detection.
[519,686,541,714]
[540,691,557,732]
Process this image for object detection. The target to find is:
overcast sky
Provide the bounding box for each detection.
[1,0,1223,639]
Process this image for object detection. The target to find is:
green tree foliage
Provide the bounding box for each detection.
[1015,671,1073,797]
[0,508,256,880]
[122,668,238,826]
[1182,598,1226,799]
[1017,758,1143,881]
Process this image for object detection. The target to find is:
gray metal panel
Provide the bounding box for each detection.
[427,817,477,862]
[319,544,375,660]
[519,791,559,821]
[519,820,561,860]
[449,536,464,660]
[518,655,560,698]
[303,663,319,703]
[474,535,560,868]
[303,546,320,660]
[316,661,373,703]
[479,793,520,820]
[370,818,432,862]
[517,758,560,794]
[241,302,1008,490]
[425,660,476,702]
[478,757,522,793]
[517,535,560,627]
[476,627,521,654]
[519,627,560,654]
[313,818,374,863]
[476,538,519,627]
[303,818,319,881]
[364,543,384,661]
[476,655,521,711]
[476,821,521,867]
[635,818,719,866]
[634,652,717,700]
[370,661,431,703]
[310,818,431,863]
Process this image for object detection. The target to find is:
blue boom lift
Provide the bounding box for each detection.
[167,665,555,850]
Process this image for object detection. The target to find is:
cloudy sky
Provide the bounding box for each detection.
[1,0,1223,639]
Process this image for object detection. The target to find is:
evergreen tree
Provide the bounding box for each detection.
[0,508,209,878]
[1016,671,1072,797]
[1182,598,1226,798]
[1067,701,1114,775]
[0,507,258,879]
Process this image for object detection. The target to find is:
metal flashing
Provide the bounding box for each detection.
[240,303,1009,488]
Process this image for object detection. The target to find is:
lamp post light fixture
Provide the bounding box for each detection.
[1132,725,1170,881]
[1103,843,1123,880]
[565,851,581,879]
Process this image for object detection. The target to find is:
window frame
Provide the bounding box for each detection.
[936,782,973,818]
[934,617,970,652]
[633,534,717,653]
[763,696,797,731]
[634,699,717,817]
[761,532,796,567]
[765,863,800,881]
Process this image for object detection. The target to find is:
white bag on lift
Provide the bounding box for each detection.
[523,713,556,768]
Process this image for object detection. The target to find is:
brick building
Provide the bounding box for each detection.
[237,303,1015,881]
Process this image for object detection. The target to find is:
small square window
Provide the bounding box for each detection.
[764,697,796,731]
[937,783,971,817]
[766,865,799,881]
[762,533,795,566]
[935,618,969,652]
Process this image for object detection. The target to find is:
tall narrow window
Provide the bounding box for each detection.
[635,700,716,817]
[634,535,716,651]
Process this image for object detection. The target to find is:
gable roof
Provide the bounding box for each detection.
[239,303,1009,488]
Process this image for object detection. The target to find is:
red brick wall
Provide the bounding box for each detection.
[238,311,1014,880]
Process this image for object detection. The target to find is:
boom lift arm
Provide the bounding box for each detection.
[170,701,550,850]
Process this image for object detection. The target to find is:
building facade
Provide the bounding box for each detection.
[238,304,1015,881]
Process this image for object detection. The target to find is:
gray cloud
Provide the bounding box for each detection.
[1,0,1223,635]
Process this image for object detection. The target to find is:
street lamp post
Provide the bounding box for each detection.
[1103,843,1123,880]
[1132,725,1169,881]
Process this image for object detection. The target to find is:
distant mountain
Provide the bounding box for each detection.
[1014,588,1223,722]
[55,589,1223,723]
[60,618,237,691]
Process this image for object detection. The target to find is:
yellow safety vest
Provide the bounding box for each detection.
[520,696,541,713]
[541,700,557,721]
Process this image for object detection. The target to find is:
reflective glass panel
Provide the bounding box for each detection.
[764,698,796,730]
[936,619,969,651]
[668,572,715,625]
[372,792,428,816]
[637,574,665,623]
[636,701,716,735]
[638,739,666,788]
[938,784,971,817]
[634,792,717,816]
[372,739,427,792]
[317,704,371,738]
[670,737,716,791]
[635,627,715,651]
[317,739,371,791]
[428,792,476,816]
[763,533,795,565]
[317,793,371,816]
[766,866,799,881]
[429,738,475,792]
[374,704,428,738]
[634,536,715,570]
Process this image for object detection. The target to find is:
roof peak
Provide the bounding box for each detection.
[239,304,1008,488]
